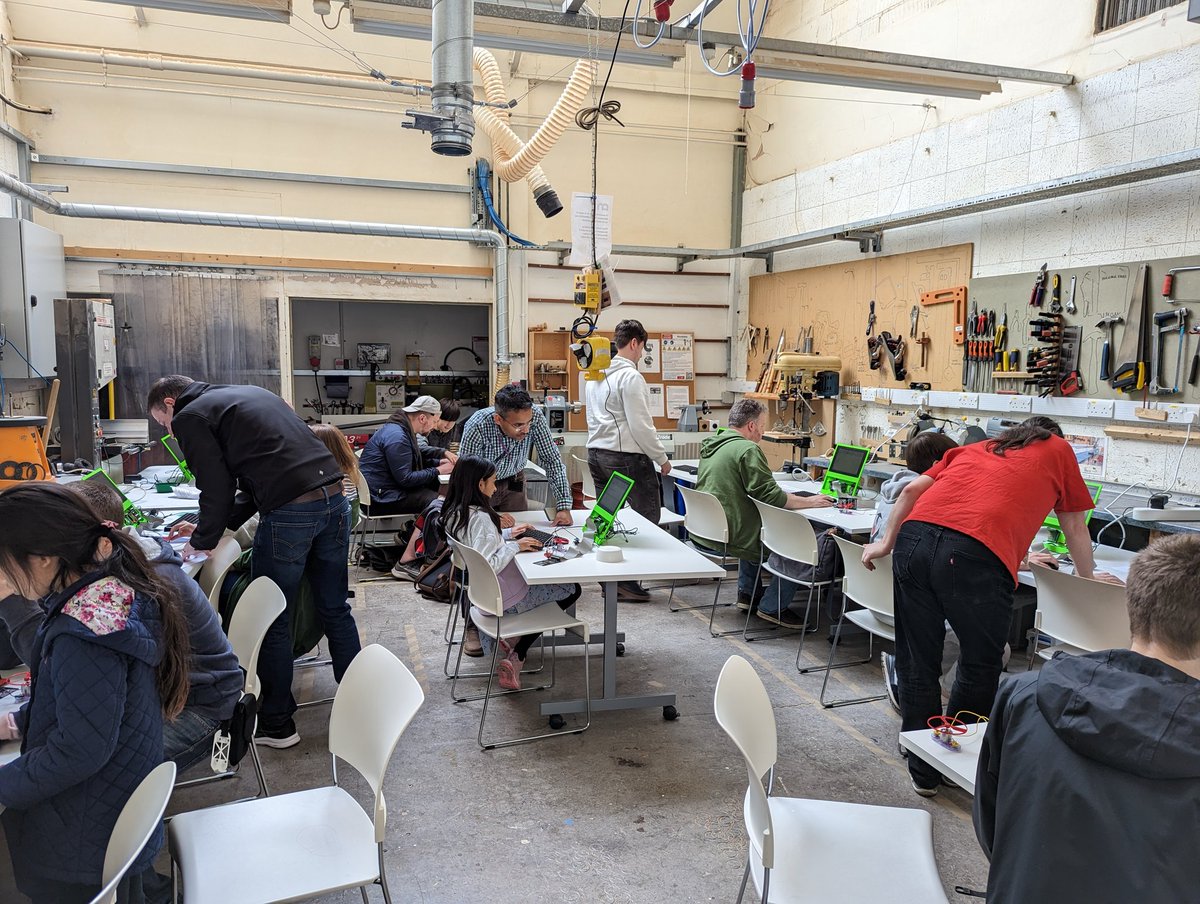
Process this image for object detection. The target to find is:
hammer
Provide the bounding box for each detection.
[1096,315,1123,382]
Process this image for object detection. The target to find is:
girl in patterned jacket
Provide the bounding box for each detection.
[0,483,190,904]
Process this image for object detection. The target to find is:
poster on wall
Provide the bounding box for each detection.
[638,339,659,374]
[666,385,691,420]
[1064,433,1108,480]
[661,333,694,381]
[645,383,666,418]
[569,193,613,266]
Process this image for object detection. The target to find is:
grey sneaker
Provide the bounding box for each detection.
[911,779,938,798]
[882,652,901,714]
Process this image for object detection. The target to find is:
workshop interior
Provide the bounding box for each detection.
[0,0,1198,900]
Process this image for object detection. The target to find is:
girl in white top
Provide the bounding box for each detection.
[443,456,580,691]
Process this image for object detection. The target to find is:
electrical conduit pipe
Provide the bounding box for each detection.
[472,48,595,218]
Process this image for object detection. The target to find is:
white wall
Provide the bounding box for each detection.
[741,2,1200,495]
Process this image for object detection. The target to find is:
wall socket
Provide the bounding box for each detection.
[1006,395,1033,412]
[1085,399,1114,418]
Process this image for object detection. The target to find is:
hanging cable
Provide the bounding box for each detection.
[0,91,50,115]
[475,160,534,247]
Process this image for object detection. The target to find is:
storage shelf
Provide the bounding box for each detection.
[292,369,486,377]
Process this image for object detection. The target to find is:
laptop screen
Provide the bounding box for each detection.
[828,444,869,479]
[595,472,635,515]
[83,467,130,505]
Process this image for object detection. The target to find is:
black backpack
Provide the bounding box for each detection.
[411,499,457,603]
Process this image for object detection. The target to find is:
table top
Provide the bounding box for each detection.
[510,508,726,586]
[1017,544,1136,588]
[898,724,986,795]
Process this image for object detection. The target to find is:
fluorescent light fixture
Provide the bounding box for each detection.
[89,0,292,21]
[353,18,680,68]
[754,65,994,100]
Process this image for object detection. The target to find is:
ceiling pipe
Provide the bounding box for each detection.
[428,0,475,155]
[0,172,510,372]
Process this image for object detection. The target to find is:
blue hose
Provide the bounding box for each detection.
[476,160,535,247]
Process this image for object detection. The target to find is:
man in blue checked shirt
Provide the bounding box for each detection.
[459,384,575,529]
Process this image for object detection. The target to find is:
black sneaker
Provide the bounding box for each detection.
[756,608,807,629]
[881,652,901,714]
[255,720,300,749]
[911,778,938,798]
[617,581,652,602]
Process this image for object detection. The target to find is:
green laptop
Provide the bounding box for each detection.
[162,434,195,482]
[1042,481,1103,555]
[820,443,871,498]
[82,468,150,526]
[587,471,636,545]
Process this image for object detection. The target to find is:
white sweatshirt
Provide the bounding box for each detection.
[584,355,668,466]
[459,506,528,606]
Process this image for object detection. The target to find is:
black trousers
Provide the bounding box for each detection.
[587,448,661,526]
[891,520,1014,788]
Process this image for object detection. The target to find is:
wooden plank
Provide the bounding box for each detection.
[527,263,729,277]
[1105,425,1192,445]
[1134,407,1169,422]
[64,247,493,277]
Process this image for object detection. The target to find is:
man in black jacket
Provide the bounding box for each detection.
[974,533,1200,902]
[148,376,361,748]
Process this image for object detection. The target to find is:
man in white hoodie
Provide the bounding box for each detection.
[586,319,671,602]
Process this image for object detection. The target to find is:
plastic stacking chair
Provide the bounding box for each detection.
[168,644,425,904]
[1027,563,1129,670]
[196,536,242,609]
[88,761,176,904]
[747,499,831,643]
[352,471,416,580]
[805,537,895,708]
[450,542,591,750]
[714,655,949,904]
[668,485,739,635]
[175,576,285,800]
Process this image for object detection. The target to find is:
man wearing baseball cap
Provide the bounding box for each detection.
[359,394,455,516]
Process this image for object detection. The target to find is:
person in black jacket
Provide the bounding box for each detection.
[359,395,454,515]
[0,483,191,904]
[147,376,360,749]
[974,533,1200,903]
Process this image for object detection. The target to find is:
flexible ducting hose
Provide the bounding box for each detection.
[472,48,596,218]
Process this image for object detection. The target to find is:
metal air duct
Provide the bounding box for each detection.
[429,0,475,156]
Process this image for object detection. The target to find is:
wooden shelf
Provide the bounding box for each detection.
[1105,425,1193,445]
[991,371,1033,379]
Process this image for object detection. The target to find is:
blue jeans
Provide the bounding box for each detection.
[758,574,804,616]
[252,489,361,730]
[737,559,761,599]
[163,707,221,773]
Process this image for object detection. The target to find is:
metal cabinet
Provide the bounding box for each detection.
[0,219,65,380]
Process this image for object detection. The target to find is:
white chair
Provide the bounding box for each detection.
[714,655,949,904]
[175,576,285,800]
[88,762,176,904]
[669,485,740,635]
[1028,563,1130,669]
[451,541,591,749]
[808,537,895,708]
[168,644,424,904]
[196,535,242,609]
[352,470,417,577]
[747,499,831,642]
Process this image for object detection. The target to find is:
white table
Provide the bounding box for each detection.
[511,508,725,721]
[125,485,202,514]
[1017,545,1136,588]
[898,724,986,795]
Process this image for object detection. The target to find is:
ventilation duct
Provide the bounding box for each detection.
[472,49,595,218]
[429,0,475,156]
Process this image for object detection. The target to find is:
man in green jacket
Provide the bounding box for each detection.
[696,398,833,623]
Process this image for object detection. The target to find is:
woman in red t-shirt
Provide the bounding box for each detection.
[861,417,1111,797]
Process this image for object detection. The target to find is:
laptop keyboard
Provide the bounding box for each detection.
[792,490,817,498]
[674,464,698,474]
[522,528,557,546]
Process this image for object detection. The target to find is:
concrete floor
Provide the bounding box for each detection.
[1,570,994,902]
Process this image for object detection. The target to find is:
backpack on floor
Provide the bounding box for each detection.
[408,498,457,602]
[767,526,847,621]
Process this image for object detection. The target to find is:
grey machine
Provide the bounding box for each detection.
[54,298,118,467]
[0,219,64,381]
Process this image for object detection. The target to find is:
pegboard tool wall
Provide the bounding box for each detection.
[968,254,1200,403]
[746,244,974,391]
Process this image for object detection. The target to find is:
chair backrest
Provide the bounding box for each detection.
[714,655,777,870]
[678,485,729,547]
[353,470,373,512]
[197,535,243,605]
[91,761,177,904]
[1031,563,1130,653]
[833,535,894,619]
[226,576,287,699]
[453,540,506,619]
[751,497,820,565]
[445,533,467,571]
[571,453,596,499]
[328,644,424,842]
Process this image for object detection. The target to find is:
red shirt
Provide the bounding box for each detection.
[905,436,1096,583]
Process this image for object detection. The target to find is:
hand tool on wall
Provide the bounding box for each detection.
[1189,325,1200,386]
[1112,264,1150,392]
[1148,308,1189,396]
[1066,276,1077,315]
[1029,263,1048,307]
[909,305,919,338]
[917,332,930,368]
[1162,266,1200,302]
[866,299,876,337]
[1096,315,1122,382]
[1049,274,1062,314]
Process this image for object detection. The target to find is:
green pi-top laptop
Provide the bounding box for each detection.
[82,468,149,526]
[586,471,636,545]
[162,434,195,482]
[819,443,871,498]
[1042,480,1103,555]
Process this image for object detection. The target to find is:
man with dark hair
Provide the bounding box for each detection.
[423,397,463,451]
[459,384,573,525]
[974,534,1200,902]
[697,398,833,613]
[146,375,360,748]
[585,320,670,602]
[64,478,243,771]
